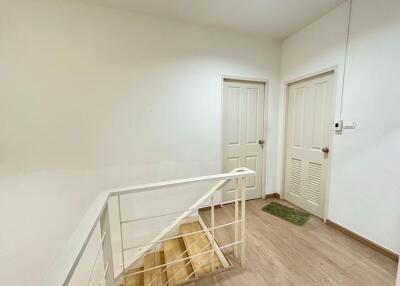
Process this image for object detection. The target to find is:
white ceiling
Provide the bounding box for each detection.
[81,0,345,39]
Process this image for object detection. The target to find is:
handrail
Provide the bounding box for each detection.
[41,167,255,286]
[108,167,254,196]
[120,167,254,271]
[120,198,238,224]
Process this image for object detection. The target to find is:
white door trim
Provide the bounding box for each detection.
[220,75,269,201]
[281,66,338,220]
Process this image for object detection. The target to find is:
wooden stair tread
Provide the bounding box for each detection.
[180,222,223,276]
[144,251,168,286]
[163,238,194,285]
[124,267,144,286]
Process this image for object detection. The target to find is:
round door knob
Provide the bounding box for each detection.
[258,139,265,145]
[322,147,330,154]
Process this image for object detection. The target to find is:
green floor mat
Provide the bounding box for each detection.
[262,202,310,226]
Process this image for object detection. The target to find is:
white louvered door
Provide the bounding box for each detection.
[284,73,333,218]
[223,80,265,201]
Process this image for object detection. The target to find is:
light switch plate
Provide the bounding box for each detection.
[334,120,343,131]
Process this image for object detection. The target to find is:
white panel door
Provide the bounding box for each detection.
[284,73,333,218]
[223,80,265,201]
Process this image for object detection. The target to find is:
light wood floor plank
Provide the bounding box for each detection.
[197,198,397,286]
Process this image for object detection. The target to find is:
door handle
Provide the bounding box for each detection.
[258,139,265,146]
[321,147,330,154]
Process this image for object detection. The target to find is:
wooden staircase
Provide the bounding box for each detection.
[122,220,231,286]
[42,168,251,286]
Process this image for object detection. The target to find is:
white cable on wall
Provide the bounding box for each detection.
[339,0,353,120]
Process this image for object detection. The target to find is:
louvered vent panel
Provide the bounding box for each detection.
[289,158,301,196]
[307,162,322,205]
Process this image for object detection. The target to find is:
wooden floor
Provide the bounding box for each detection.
[193,198,398,286]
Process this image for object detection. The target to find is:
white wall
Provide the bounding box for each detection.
[280,0,400,254]
[0,1,281,285]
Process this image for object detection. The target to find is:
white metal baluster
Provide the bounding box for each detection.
[100,206,115,286]
[123,219,239,253]
[146,229,209,286]
[234,178,239,259]
[85,232,106,286]
[117,195,127,286]
[181,241,219,284]
[98,262,110,286]
[211,194,215,272]
[123,220,241,279]
[127,241,242,282]
[239,176,246,268]
[162,240,212,286]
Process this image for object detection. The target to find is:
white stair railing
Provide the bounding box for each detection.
[40,167,255,286]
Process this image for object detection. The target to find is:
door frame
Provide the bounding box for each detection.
[220,75,269,201]
[280,66,338,220]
